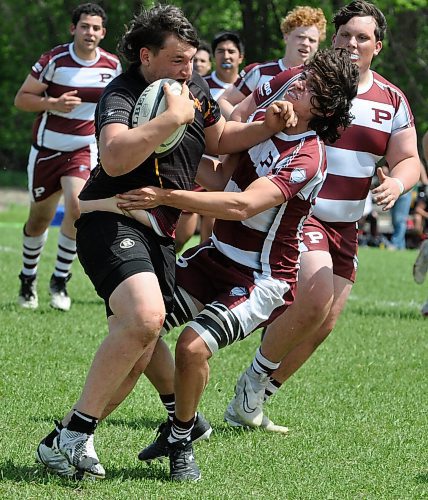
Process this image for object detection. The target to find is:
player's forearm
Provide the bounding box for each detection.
[14,92,59,112]
[217,120,274,155]
[159,189,251,220]
[389,157,421,193]
[217,97,235,121]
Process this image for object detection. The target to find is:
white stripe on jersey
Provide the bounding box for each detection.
[46,66,119,88]
[350,98,395,132]
[209,71,231,90]
[314,198,366,223]
[211,234,261,270]
[51,102,96,121]
[39,129,95,152]
[216,170,286,237]
[259,203,288,276]
[325,146,382,178]
[239,59,287,93]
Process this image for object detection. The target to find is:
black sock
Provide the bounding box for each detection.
[44,420,63,447]
[67,410,98,434]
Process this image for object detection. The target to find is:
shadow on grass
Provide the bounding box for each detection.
[0,302,85,313]
[104,417,162,430]
[415,472,428,483]
[349,304,421,320]
[0,459,168,484]
[0,298,103,312]
[30,414,164,432]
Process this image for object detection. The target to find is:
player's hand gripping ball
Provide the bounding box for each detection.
[132,78,187,157]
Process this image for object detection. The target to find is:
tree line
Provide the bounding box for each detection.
[1,0,426,172]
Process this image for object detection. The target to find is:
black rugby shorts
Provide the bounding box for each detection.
[75,211,175,316]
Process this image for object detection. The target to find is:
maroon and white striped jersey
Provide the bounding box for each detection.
[234,59,287,97]
[212,111,326,282]
[30,42,121,152]
[254,69,415,223]
[204,71,232,101]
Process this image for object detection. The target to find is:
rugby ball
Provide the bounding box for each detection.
[132,78,187,158]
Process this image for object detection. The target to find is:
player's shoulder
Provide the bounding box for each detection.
[370,70,409,101]
[97,47,121,66]
[101,65,141,100]
[242,59,278,73]
[39,43,71,61]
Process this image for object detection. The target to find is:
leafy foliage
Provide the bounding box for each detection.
[1,0,427,173]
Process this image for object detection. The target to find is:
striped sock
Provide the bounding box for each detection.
[21,227,48,277]
[53,232,76,278]
[264,377,282,402]
[160,393,175,422]
[167,415,195,444]
[250,347,281,377]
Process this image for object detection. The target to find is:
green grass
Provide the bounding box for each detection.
[0,205,427,499]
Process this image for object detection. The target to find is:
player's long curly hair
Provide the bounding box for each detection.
[305,48,359,144]
[118,4,199,64]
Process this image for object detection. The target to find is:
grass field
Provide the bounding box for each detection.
[0,203,427,499]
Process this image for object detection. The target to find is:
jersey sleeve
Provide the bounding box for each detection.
[267,141,326,202]
[96,89,134,132]
[194,73,222,127]
[254,67,303,108]
[234,62,262,96]
[31,50,56,84]
[203,97,222,127]
[391,92,415,133]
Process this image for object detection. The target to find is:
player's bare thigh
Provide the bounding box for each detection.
[265,250,335,340]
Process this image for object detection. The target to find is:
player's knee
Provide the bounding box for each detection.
[126,310,165,345]
[300,291,333,326]
[175,331,209,370]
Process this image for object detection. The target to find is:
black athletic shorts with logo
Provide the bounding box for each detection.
[75,211,175,317]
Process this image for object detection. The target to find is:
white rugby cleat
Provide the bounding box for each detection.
[224,402,289,434]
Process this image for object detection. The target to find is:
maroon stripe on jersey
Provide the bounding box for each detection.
[319,173,371,201]
[205,76,223,90]
[44,115,95,136]
[51,55,83,69]
[362,72,411,110]
[214,220,264,252]
[331,124,389,156]
[46,83,105,102]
